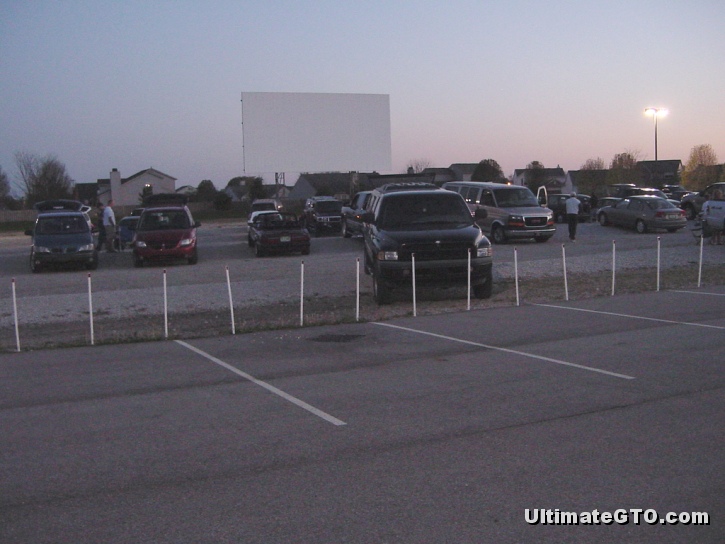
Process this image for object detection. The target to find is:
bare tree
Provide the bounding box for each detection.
[471,159,504,182]
[577,158,607,196]
[0,165,9,201]
[14,152,74,207]
[682,144,719,190]
[580,157,605,170]
[607,150,641,186]
[405,159,432,174]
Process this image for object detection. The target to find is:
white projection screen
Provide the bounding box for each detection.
[241,92,392,173]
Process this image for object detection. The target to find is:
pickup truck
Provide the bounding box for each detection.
[341,190,372,237]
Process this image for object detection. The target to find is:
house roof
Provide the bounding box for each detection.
[96,167,177,184]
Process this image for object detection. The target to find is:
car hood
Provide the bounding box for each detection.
[380,224,486,245]
[33,232,93,247]
[135,229,195,243]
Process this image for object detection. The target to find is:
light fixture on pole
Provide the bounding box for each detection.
[644,107,668,161]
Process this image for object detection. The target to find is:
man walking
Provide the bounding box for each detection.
[565,192,581,242]
[103,199,117,252]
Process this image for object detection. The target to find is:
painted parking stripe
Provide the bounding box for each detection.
[533,303,725,330]
[372,322,634,380]
[669,289,725,297]
[176,340,347,426]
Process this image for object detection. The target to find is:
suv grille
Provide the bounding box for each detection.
[399,241,471,261]
[525,216,548,227]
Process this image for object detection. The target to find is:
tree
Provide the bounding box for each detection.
[138,183,153,204]
[524,161,546,192]
[0,165,9,201]
[682,144,719,190]
[405,159,431,174]
[471,159,504,182]
[15,152,74,207]
[244,176,266,202]
[580,157,605,170]
[607,150,641,186]
[576,158,607,197]
[196,179,218,202]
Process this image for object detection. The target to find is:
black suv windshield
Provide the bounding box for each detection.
[493,187,539,207]
[138,210,190,231]
[315,201,342,213]
[36,215,89,235]
[379,194,472,229]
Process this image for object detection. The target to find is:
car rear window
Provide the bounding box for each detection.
[138,210,191,230]
[36,215,89,235]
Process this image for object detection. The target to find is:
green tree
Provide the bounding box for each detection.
[244,176,266,201]
[138,183,153,204]
[682,144,719,190]
[524,161,546,192]
[213,191,232,210]
[197,179,218,202]
[14,152,74,207]
[471,159,503,182]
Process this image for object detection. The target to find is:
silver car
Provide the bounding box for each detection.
[597,195,687,233]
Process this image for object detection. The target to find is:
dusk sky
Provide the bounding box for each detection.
[2,1,723,192]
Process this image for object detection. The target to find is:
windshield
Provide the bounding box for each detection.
[315,201,342,213]
[379,194,473,229]
[36,215,89,235]
[252,202,276,212]
[647,199,677,210]
[493,187,540,207]
[138,210,191,231]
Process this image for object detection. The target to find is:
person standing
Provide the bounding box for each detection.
[95,201,106,251]
[103,199,117,252]
[565,192,582,242]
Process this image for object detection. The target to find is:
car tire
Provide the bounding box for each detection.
[86,259,98,270]
[598,213,609,226]
[635,219,647,234]
[491,225,506,244]
[684,204,697,221]
[255,243,265,257]
[301,246,310,255]
[372,274,392,305]
[188,249,198,265]
[133,254,143,268]
[247,235,254,247]
[342,221,352,238]
[667,228,679,233]
[30,255,41,273]
[473,270,493,299]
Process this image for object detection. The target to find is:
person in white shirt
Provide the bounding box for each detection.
[565,192,582,242]
[102,199,117,252]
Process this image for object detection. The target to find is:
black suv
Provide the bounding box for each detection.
[304,196,343,235]
[362,183,492,304]
[25,200,99,273]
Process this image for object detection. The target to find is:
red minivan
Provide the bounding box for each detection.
[131,194,200,267]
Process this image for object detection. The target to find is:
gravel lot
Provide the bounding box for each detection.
[1,220,723,351]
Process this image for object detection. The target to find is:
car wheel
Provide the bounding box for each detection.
[301,246,310,255]
[363,250,372,275]
[86,259,98,270]
[667,228,679,233]
[684,204,697,221]
[30,255,41,273]
[133,254,143,268]
[372,274,392,305]
[635,219,647,234]
[342,221,351,238]
[247,235,254,247]
[491,225,506,244]
[255,243,265,257]
[598,213,609,226]
[473,270,493,299]
[188,249,198,265]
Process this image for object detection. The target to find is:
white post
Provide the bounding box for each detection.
[300,260,305,327]
[698,232,704,287]
[163,269,168,339]
[12,278,20,352]
[87,273,95,345]
[514,247,520,307]
[656,237,661,292]
[225,266,236,335]
[562,244,569,301]
[356,258,360,322]
[466,248,471,311]
[411,253,417,317]
[611,240,616,296]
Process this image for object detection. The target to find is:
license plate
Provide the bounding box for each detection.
[666,214,678,220]
[280,236,291,242]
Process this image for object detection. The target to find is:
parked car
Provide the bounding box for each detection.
[597,195,687,233]
[680,182,725,220]
[443,181,555,243]
[362,183,492,304]
[607,184,678,206]
[25,200,98,272]
[132,194,200,267]
[304,196,343,235]
[247,198,282,226]
[247,211,310,257]
[341,191,372,238]
[547,193,592,223]
[661,184,691,201]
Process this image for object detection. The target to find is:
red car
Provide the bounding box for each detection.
[132,195,200,266]
[247,211,310,257]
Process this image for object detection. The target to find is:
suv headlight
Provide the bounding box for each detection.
[80,243,95,252]
[180,237,194,247]
[377,250,398,261]
[34,245,50,253]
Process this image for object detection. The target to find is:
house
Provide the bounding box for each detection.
[76,168,177,207]
[512,167,568,193]
[287,172,435,202]
[422,163,480,185]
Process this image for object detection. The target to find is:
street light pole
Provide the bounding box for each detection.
[644,107,668,183]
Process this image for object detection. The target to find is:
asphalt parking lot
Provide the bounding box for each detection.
[1,287,723,543]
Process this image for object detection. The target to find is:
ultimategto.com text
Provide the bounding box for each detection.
[525,509,710,526]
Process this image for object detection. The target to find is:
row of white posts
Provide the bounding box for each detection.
[7,236,711,352]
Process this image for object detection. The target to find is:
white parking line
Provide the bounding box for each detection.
[372,322,635,380]
[533,303,725,330]
[175,340,347,426]
[669,289,725,296]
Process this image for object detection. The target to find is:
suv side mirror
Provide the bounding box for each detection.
[474,208,487,220]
